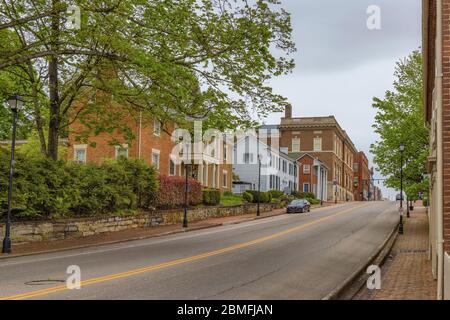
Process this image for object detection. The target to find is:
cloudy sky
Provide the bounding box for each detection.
[263,0,422,200]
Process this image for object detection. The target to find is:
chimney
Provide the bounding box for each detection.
[285,104,292,118]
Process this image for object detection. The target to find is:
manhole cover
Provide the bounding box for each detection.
[25,279,65,286]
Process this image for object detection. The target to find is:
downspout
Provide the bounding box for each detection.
[436,0,444,300]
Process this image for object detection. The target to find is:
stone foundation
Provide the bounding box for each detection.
[0,203,280,245]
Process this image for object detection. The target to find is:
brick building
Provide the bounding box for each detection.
[423,0,450,299]
[277,106,357,202]
[353,151,371,201]
[67,98,233,193]
[289,153,328,202]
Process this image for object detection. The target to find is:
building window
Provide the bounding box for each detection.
[74,145,87,164]
[153,119,161,137]
[282,160,287,173]
[314,137,322,151]
[303,183,310,193]
[152,149,160,170]
[115,144,129,160]
[303,164,311,174]
[223,142,227,162]
[292,138,300,152]
[169,158,176,176]
[223,170,228,188]
[243,153,253,164]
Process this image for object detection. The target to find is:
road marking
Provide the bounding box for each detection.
[0,203,349,267]
[1,203,369,300]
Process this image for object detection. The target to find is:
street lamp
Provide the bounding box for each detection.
[2,95,24,254]
[398,143,405,235]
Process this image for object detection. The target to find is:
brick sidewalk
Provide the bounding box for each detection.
[355,206,437,300]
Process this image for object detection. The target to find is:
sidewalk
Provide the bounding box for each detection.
[1,206,294,259]
[355,206,437,300]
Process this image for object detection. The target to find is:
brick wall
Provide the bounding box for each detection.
[442,0,450,253]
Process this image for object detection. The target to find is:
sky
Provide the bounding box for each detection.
[262,0,423,200]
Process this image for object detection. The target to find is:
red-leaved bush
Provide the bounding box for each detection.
[156,175,203,208]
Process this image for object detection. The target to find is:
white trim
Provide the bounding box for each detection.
[153,119,161,137]
[115,144,129,159]
[222,169,228,188]
[73,144,87,164]
[152,148,161,170]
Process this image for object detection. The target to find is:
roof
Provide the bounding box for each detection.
[287,152,329,169]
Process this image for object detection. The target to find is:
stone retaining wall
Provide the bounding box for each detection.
[0,203,280,245]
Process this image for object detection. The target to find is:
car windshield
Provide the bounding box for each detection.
[291,200,305,205]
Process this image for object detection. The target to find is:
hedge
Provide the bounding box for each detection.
[0,149,159,219]
[268,190,284,199]
[242,191,253,203]
[291,191,316,199]
[203,189,221,206]
[156,175,202,208]
[246,190,272,203]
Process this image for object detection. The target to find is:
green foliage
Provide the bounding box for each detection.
[0,150,158,219]
[0,0,296,158]
[291,191,316,200]
[202,189,221,206]
[370,51,429,198]
[246,190,272,203]
[242,191,254,203]
[306,198,320,205]
[268,190,284,199]
[220,193,244,206]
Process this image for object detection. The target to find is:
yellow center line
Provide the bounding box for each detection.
[1,203,369,300]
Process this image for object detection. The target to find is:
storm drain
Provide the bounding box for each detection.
[25,279,65,286]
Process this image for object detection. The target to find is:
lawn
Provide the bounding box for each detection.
[220,193,244,206]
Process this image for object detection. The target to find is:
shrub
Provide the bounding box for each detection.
[242,191,253,203]
[156,175,202,208]
[307,198,321,205]
[203,189,221,206]
[268,190,284,199]
[246,190,272,203]
[291,191,316,199]
[0,150,159,219]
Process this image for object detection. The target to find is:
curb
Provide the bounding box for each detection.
[322,217,399,300]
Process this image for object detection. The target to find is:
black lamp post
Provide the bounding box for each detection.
[2,95,24,254]
[183,162,189,228]
[398,143,405,235]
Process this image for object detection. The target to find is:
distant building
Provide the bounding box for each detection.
[276,106,358,201]
[353,151,371,201]
[233,133,298,193]
[289,153,328,202]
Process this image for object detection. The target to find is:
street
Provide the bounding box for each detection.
[0,202,398,300]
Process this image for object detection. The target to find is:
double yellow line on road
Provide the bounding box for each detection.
[1,203,368,300]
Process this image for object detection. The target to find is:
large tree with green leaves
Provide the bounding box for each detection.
[0,0,296,160]
[371,50,429,200]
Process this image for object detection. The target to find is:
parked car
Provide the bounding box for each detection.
[286,199,311,214]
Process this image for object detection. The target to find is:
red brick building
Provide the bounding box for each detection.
[423,0,450,299]
[353,151,371,201]
[67,96,233,193]
[278,106,357,202]
[290,153,328,202]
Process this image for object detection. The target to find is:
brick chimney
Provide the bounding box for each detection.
[285,104,292,118]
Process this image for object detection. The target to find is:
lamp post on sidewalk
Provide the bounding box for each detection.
[2,95,24,254]
[398,143,405,235]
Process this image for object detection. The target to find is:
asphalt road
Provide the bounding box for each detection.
[0,201,399,300]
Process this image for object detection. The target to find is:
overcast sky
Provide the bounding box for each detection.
[263,0,422,200]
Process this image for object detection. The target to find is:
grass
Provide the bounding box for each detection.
[220,193,244,206]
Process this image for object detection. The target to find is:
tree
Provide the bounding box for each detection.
[371,50,429,200]
[0,0,296,160]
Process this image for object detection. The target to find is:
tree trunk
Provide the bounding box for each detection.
[47,0,61,160]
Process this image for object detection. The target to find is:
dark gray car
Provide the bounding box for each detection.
[286,199,311,214]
